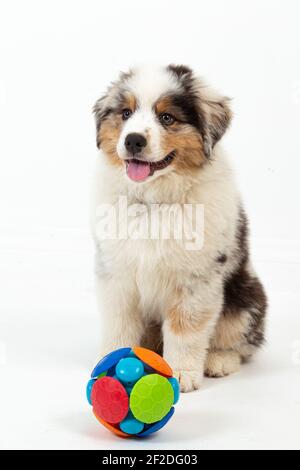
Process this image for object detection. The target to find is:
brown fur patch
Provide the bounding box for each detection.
[154,96,191,123]
[161,125,205,171]
[155,96,172,115]
[122,93,137,113]
[167,305,213,335]
[98,115,123,167]
[154,92,206,168]
[210,312,250,350]
[140,322,163,356]
[154,96,187,121]
[97,92,136,164]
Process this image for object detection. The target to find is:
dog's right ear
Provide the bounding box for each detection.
[93,70,133,148]
[93,95,111,148]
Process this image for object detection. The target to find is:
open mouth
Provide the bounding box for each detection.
[125,151,175,182]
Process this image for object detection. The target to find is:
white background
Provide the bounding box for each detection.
[0,0,300,450]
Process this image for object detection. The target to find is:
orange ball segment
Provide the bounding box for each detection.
[93,410,130,438]
[133,346,173,377]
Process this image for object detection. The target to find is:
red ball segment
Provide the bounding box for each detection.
[91,376,129,424]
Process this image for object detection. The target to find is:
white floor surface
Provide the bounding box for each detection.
[1,227,300,450]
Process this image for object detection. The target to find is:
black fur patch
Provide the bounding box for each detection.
[217,253,227,264]
[223,209,267,348]
[167,64,193,81]
[170,92,205,134]
[167,63,230,158]
[167,64,208,149]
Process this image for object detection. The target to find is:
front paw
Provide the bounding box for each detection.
[173,369,203,392]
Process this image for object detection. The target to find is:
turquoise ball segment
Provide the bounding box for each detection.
[116,357,144,385]
[86,346,180,437]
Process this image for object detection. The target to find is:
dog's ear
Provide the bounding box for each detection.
[168,67,232,159]
[93,70,133,149]
[198,86,232,158]
[93,95,112,148]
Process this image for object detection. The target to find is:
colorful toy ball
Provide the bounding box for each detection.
[86,346,180,438]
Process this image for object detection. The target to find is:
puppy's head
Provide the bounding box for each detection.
[94,65,232,183]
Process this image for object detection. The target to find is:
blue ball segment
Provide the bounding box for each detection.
[90,347,131,378]
[87,347,180,437]
[86,379,95,405]
[168,377,180,405]
[138,407,175,437]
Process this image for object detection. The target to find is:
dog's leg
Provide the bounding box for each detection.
[206,267,267,378]
[163,282,222,392]
[95,273,144,355]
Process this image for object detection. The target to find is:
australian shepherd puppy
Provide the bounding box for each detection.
[91,65,267,392]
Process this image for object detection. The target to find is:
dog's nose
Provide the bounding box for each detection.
[125,133,147,155]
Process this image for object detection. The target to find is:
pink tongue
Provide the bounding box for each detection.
[127,160,151,182]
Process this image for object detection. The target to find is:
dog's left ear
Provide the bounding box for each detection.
[198,86,232,158]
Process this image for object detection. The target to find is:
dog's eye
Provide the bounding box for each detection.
[122,109,132,120]
[160,113,175,126]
